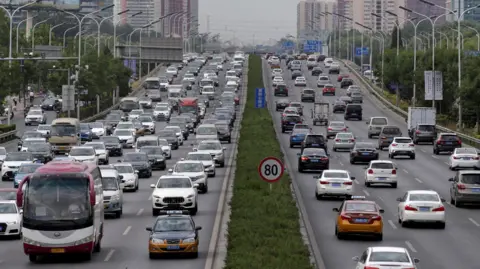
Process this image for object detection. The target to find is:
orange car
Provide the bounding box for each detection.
[333,196,384,240]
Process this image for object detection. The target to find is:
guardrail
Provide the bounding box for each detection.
[0,130,17,143]
[338,58,480,149]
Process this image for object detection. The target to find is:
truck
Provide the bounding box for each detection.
[311,102,330,126]
[407,107,437,144]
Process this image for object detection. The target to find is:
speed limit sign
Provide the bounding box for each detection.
[258,157,284,183]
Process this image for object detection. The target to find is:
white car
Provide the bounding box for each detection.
[36,124,51,137]
[165,126,184,145]
[158,138,172,159]
[314,169,355,199]
[388,137,415,159]
[153,105,171,121]
[150,175,198,216]
[182,73,196,83]
[166,66,178,76]
[448,147,480,170]
[364,160,397,188]
[271,68,283,78]
[0,201,22,238]
[116,121,135,132]
[195,124,218,142]
[20,137,46,152]
[194,140,226,167]
[128,109,144,121]
[352,247,420,269]
[397,190,446,228]
[332,132,355,151]
[89,122,106,138]
[201,85,215,99]
[185,152,216,177]
[1,152,34,180]
[226,70,238,78]
[137,115,155,134]
[113,163,139,191]
[68,146,98,164]
[84,142,109,165]
[347,85,361,95]
[113,129,136,148]
[170,160,208,193]
[25,110,46,125]
[138,97,153,108]
[272,76,284,87]
[294,76,307,86]
[225,80,239,91]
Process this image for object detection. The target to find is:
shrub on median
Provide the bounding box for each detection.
[224,55,313,269]
[0,124,15,133]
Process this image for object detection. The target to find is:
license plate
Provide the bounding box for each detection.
[331,183,341,187]
[311,160,319,162]
[58,146,67,150]
[419,207,430,212]
[446,142,452,144]
[0,227,3,231]
[472,188,480,192]
[362,153,370,155]
[167,245,180,250]
[354,218,368,223]
[463,157,471,160]
[289,122,295,124]
[51,248,65,253]
[312,144,319,146]
[341,140,349,142]
[376,177,387,180]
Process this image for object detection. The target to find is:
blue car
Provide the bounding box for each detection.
[289,129,310,148]
[80,123,93,142]
[14,163,43,188]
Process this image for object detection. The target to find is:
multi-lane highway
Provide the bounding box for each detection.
[263,59,480,269]
[0,59,246,269]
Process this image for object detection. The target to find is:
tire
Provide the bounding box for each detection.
[93,239,101,253]
[438,222,446,229]
[315,191,321,200]
[350,159,355,164]
[391,183,397,188]
[202,184,208,194]
[115,209,122,218]
[190,203,198,215]
[298,165,303,173]
[365,182,371,187]
[410,154,415,160]
[152,208,160,216]
[149,253,156,259]
[376,233,383,241]
[333,148,337,152]
[290,143,293,148]
[29,254,37,263]
[83,252,92,261]
[220,162,225,168]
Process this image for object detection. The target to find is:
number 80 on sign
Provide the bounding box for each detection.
[258,157,284,183]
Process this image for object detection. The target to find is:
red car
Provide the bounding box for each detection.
[234,96,240,105]
[322,84,336,96]
[337,74,349,82]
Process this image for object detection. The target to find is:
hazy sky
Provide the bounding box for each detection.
[199,0,297,45]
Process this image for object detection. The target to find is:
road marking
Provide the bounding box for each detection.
[377,196,384,201]
[414,178,422,183]
[469,218,480,227]
[104,249,115,261]
[362,190,370,196]
[420,149,426,153]
[123,226,131,235]
[354,179,359,184]
[148,195,152,200]
[388,220,398,229]
[136,208,144,216]
[444,162,449,166]
[405,241,417,253]
[402,169,409,174]
[339,161,344,166]
[432,155,439,159]
[446,202,454,208]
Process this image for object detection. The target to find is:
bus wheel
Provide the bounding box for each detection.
[83,252,92,261]
[29,254,37,263]
[93,240,101,252]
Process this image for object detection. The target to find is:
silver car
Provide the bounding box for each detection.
[351,92,363,103]
[332,132,355,151]
[327,121,348,138]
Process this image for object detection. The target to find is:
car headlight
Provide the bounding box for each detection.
[183,238,195,243]
[74,235,94,245]
[24,236,41,246]
[110,195,120,201]
[156,158,164,162]
[186,194,194,198]
[176,133,181,137]
[151,238,165,244]
[153,195,161,199]
[6,221,17,225]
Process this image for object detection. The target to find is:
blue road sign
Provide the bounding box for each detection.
[255,88,266,108]
[283,40,294,49]
[355,47,369,56]
[464,50,480,57]
[303,40,322,53]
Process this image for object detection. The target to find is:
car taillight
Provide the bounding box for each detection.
[342,128,347,131]
[392,169,396,175]
[301,156,309,161]
[335,139,340,142]
[350,139,355,142]
[391,143,397,146]
[453,156,460,159]
[320,157,329,161]
[343,181,352,185]
[457,184,466,190]
[328,127,332,130]
[319,181,329,184]
[437,140,443,144]
[415,130,421,134]
[364,266,380,269]
[458,139,462,144]
[367,169,373,174]
[340,214,351,220]
[432,206,445,212]
[371,215,382,220]
[409,143,414,147]
[404,205,417,211]
[474,157,479,160]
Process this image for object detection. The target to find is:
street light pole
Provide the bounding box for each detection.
[63,25,78,48]
[49,22,66,46]
[465,25,480,51]
[32,18,51,53]
[99,9,129,56]
[17,15,38,54]
[113,11,142,58]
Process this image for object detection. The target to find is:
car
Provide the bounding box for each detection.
[158,129,179,150]
[328,62,340,74]
[397,190,446,228]
[89,122,106,138]
[166,66,178,76]
[364,160,397,188]
[124,152,152,178]
[333,196,384,240]
[281,114,302,133]
[100,136,123,156]
[350,142,379,164]
[26,142,53,163]
[388,137,415,159]
[306,56,317,69]
[215,123,231,143]
[150,175,199,215]
[333,132,355,151]
[337,74,349,82]
[289,60,302,70]
[352,247,419,268]
[291,70,303,79]
[300,88,315,102]
[346,85,361,96]
[0,201,22,238]
[275,98,290,111]
[289,129,310,148]
[17,131,44,151]
[314,169,355,199]
[194,140,226,167]
[25,110,46,125]
[80,123,93,142]
[344,104,362,120]
[378,125,402,150]
[366,117,389,138]
[448,147,479,170]
[327,121,348,138]
[433,132,462,155]
[301,133,328,153]
[158,139,172,159]
[297,148,329,172]
[350,91,363,103]
[101,170,124,217]
[13,163,43,188]
[138,96,153,109]
[449,170,480,206]
[40,98,61,111]
[311,66,322,76]
[170,160,208,193]
[185,152,216,177]
[339,95,352,104]
[113,129,136,148]
[20,137,46,152]
[128,109,144,121]
[182,73,196,83]
[68,146,98,164]
[85,142,109,164]
[225,80,239,91]
[165,126,184,146]
[139,146,167,170]
[113,163,139,191]
[340,78,354,89]
[271,68,283,78]
[322,84,336,96]
[272,76,284,86]
[289,102,303,116]
[36,124,51,138]
[316,76,330,88]
[146,210,201,258]
[2,152,34,181]
[332,100,347,113]
[411,124,436,144]
[294,76,307,86]
[153,104,171,121]
[274,83,288,97]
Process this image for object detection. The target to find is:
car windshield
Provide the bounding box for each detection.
[130,110,142,115]
[51,124,77,136]
[441,135,458,141]
[140,147,163,155]
[105,114,121,121]
[330,122,345,127]
[23,140,44,148]
[345,203,376,212]
[144,80,160,89]
[395,138,412,144]
[303,89,314,94]
[409,193,439,201]
[154,218,193,232]
[197,126,217,135]
[355,143,375,149]
[187,154,212,161]
[139,97,150,102]
[80,124,89,131]
[101,137,119,143]
[18,165,41,173]
[382,127,401,135]
[70,148,94,156]
[89,123,102,128]
[37,125,50,131]
[29,111,42,116]
[369,252,410,263]
[371,162,394,169]
[336,133,353,139]
[166,127,181,133]
[155,106,168,111]
[198,142,221,150]
[158,131,176,137]
[114,130,132,136]
[102,177,119,191]
[27,143,50,152]
[303,148,326,155]
[85,143,104,150]
[461,174,480,184]
[6,152,32,161]
[456,148,477,154]
[175,162,203,172]
[156,177,192,188]
[158,139,169,146]
[323,172,348,178]
[117,123,133,129]
[0,203,17,213]
[418,125,435,131]
[115,165,134,173]
[125,154,148,162]
[0,148,6,155]
[138,116,152,122]
[371,118,388,125]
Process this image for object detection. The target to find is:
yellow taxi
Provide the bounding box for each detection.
[146,210,202,258]
[332,196,384,240]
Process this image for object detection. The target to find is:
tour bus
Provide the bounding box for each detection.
[49,118,81,155]
[119,97,140,112]
[143,77,162,101]
[17,161,104,263]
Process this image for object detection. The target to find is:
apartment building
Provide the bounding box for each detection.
[155,0,198,37]
[297,0,337,40]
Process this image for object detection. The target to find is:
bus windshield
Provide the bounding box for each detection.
[51,124,76,136]
[144,80,160,89]
[23,174,92,230]
[179,104,197,114]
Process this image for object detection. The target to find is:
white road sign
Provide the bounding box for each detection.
[258,157,284,183]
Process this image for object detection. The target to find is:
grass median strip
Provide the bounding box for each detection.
[224,55,313,269]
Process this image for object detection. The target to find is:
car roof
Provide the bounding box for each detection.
[323,169,349,174]
[159,174,191,179]
[458,170,480,175]
[370,160,394,164]
[407,190,438,195]
[393,137,412,140]
[369,247,408,253]
[176,160,203,164]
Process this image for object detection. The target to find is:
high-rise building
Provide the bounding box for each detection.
[406,0,446,24]
[156,0,198,38]
[297,0,335,41]
[446,0,480,22]
[124,0,155,29]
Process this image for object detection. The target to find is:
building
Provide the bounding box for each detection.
[446,0,480,22]
[156,0,198,38]
[124,0,155,29]
[406,0,446,24]
[297,0,337,41]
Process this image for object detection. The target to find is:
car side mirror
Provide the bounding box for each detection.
[396,197,403,202]
[19,209,23,214]
[448,177,454,182]
[223,147,226,150]
[350,176,355,180]
[119,175,124,179]
[195,226,202,231]
[146,227,152,232]
[150,184,155,188]
[414,258,420,263]
[168,168,173,174]
[379,209,385,213]
[121,179,125,183]
[332,208,339,212]
[135,170,139,174]
[352,256,360,262]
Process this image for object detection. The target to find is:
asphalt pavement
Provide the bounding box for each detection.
[263,59,480,269]
[0,61,245,269]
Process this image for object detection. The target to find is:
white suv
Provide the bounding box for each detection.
[388,137,415,159]
[364,160,398,188]
[150,175,199,216]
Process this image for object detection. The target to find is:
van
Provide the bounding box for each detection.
[135,135,159,151]
[167,88,183,100]
[195,124,219,142]
[100,169,124,218]
[119,97,140,112]
[377,125,402,149]
[344,104,363,120]
[367,117,389,138]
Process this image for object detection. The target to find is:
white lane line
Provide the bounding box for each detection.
[363,190,370,196]
[148,195,152,201]
[468,218,480,227]
[432,155,439,159]
[388,220,398,229]
[405,241,417,253]
[354,180,359,185]
[377,196,384,201]
[136,208,144,216]
[402,169,409,174]
[123,226,132,235]
[444,162,449,166]
[421,149,426,153]
[339,161,344,166]
[104,249,115,261]
[414,178,422,183]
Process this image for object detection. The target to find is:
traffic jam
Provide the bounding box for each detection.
[0,51,245,263]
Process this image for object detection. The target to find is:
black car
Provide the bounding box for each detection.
[123,152,152,178]
[349,142,379,164]
[275,98,290,111]
[100,136,123,156]
[158,130,179,150]
[297,148,329,172]
[274,84,289,97]
[333,100,347,113]
[18,131,44,151]
[198,95,210,107]
[344,104,362,120]
[281,115,302,133]
[311,67,323,76]
[215,123,231,143]
[433,133,462,155]
[340,78,354,88]
[301,133,328,155]
[167,123,189,140]
[41,98,61,111]
[140,146,167,170]
[27,142,53,163]
[291,70,302,79]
